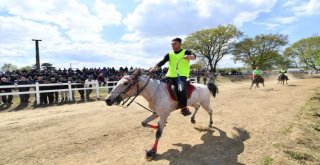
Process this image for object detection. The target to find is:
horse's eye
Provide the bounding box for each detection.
[124,82,128,86]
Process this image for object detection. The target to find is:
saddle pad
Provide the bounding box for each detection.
[166,84,196,101]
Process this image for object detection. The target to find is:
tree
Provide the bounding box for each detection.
[284,36,320,71]
[233,34,288,69]
[190,63,202,70]
[19,66,33,72]
[194,56,210,70]
[270,54,295,69]
[1,63,18,72]
[41,63,53,70]
[184,24,243,73]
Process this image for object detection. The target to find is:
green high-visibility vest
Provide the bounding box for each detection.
[166,49,190,78]
[280,69,286,73]
[253,69,262,76]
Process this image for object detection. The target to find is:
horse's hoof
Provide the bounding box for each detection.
[146,149,156,159]
[191,119,196,124]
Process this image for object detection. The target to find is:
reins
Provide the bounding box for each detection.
[121,75,151,109]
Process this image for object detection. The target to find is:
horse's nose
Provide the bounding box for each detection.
[105,99,113,106]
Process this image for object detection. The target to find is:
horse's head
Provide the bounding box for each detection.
[105,69,142,106]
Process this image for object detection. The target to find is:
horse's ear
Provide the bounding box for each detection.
[133,69,141,79]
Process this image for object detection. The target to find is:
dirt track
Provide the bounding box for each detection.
[0,77,319,165]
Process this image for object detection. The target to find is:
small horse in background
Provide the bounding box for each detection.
[250,76,265,90]
[105,69,218,159]
[277,74,288,85]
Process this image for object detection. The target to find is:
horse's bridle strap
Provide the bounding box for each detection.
[121,76,151,108]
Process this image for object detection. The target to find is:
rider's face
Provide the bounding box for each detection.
[171,41,181,51]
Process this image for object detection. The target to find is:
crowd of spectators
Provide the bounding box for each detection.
[0,66,134,105]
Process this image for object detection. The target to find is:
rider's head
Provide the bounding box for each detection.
[256,66,259,70]
[171,38,182,51]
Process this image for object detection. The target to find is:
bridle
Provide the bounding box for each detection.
[111,75,151,108]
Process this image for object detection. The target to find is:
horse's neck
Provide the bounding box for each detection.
[138,76,162,102]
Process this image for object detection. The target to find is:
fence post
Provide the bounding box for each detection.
[95,80,100,100]
[68,81,73,101]
[36,82,40,105]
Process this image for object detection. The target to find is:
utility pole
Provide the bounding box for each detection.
[32,39,42,71]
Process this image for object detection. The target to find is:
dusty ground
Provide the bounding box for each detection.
[0,77,319,165]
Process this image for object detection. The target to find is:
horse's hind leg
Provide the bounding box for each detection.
[191,104,200,124]
[201,103,213,128]
[141,113,159,129]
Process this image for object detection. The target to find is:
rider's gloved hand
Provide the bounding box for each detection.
[149,66,159,73]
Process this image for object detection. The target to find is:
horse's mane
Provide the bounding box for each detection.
[127,69,148,76]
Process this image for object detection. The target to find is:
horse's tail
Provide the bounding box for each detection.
[207,82,219,97]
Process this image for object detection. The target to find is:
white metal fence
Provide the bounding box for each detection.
[0,78,197,105]
[0,80,117,105]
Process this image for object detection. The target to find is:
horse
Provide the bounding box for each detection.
[277,74,288,85]
[250,76,265,90]
[105,69,218,159]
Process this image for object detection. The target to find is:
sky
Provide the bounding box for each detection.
[0,0,319,70]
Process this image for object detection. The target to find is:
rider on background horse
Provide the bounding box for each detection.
[278,68,289,81]
[252,66,263,86]
[150,37,196,116]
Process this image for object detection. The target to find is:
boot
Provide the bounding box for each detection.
[181,107,192,116]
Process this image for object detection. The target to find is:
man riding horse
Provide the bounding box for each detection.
[150,37,196,116]
[252,66,264,88]
[278,68,289,81]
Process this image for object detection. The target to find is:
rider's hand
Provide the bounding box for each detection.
[149,66,158,72]
[183,55,195,60]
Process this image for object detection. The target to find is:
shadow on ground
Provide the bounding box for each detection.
[153,127,250,165]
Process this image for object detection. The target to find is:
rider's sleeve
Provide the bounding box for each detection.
[185,50,196,59]
[156,53,169,68]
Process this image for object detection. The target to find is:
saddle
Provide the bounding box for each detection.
[278,74,288,80]
[165,81,196,101]
[254,76,264,83]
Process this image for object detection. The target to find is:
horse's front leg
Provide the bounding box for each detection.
[141,112,159,129]
[146,116,168,158]
[250,81,254,90]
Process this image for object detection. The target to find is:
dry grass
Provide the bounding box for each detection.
[273,87,320,165]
